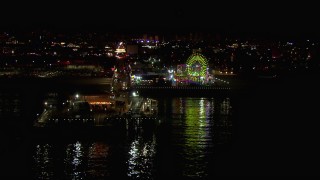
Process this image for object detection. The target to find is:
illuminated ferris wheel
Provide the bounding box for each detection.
[186,51,208,78]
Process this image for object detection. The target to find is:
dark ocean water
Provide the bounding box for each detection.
[1,74,320,177]
[0,80,233,178]
[30,96,232,179]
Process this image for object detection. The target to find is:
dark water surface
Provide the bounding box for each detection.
[30,96,232,179]
[1,75,320,177]
[0,80,233,178]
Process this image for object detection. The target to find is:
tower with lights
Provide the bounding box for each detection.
[112,42,132,93]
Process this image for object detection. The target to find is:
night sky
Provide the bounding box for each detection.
[1,1,319,35]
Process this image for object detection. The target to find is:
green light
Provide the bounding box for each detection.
[186,52,208,78]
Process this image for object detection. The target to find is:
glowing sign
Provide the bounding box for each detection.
[115,42,126,53]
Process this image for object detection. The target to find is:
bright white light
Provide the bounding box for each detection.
[115,49,126,53]
[75,94,79,98]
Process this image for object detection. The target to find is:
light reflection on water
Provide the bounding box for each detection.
[167,97,232,177]
[33,141,112,179]
[64,141,86,179]
[87,142,110,177]
[33,144,54,179]
[127,134,156,179]
[31,97,232,178]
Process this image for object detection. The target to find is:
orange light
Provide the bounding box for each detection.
[89,102,112,105]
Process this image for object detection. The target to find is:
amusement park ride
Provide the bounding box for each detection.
[112,43,215,90]
[173,49,214,85]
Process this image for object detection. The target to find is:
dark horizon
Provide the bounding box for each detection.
[2,28,320,42]
[1,1,320,37]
